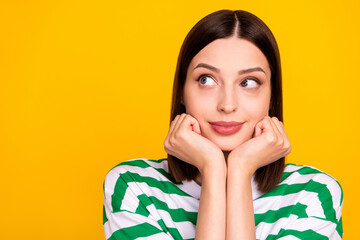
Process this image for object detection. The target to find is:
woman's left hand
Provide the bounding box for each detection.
[227,116,291,177]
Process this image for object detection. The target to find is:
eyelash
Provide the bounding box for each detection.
[195,74,262,87]
[242,77,262,86]
[196,74,216,85]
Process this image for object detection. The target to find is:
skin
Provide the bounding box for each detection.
[164,36,291,240]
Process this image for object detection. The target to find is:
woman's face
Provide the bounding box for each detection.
[183,37,271,151]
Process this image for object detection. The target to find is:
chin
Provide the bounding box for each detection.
[212,138,243,151]
[207,131,252,151]
[219,145,236,151]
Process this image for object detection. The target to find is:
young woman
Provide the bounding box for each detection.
[103,10,343,240]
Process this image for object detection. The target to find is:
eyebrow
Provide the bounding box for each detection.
[193,63,266,75]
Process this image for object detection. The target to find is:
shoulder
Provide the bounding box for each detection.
[255,164,344,239]
[103,158,171,187]
[108,157,169,172]
[103,158,175,212]
[281,163,343,198]
[280,163,343,220]
[103,158,198,212]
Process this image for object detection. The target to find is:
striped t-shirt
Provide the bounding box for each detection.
[103,158,343,240]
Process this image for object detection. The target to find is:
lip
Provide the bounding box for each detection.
[209,121,244,135]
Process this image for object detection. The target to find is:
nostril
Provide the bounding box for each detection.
[217,89,238,113]
[219,104,237,113]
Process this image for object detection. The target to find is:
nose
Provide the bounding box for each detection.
[217,86,238,113]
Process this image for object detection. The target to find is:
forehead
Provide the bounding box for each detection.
[188,37,270,74]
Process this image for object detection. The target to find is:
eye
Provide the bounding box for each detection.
[197,75,216,86]
[240,78,260,88]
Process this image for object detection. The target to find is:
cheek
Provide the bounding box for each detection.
[241,97,270,122]
[183,89,214,118]
[185,101,209,119]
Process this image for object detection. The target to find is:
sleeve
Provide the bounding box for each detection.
[275,176,344,240]
[103,166,174,240]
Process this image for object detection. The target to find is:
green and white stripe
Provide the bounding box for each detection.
[103,159,343,240]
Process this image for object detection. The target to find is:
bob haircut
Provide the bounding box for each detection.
[168,9,284,192]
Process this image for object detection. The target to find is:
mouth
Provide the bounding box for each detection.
[208,121,244,135]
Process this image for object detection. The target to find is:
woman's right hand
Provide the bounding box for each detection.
[164,113,225,174]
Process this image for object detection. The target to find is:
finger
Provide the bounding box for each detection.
[165,115,182,153]
[183,114,201,134]
[168,114,182,136]
[270,118,290,142]
[269,117,282,140]
[272,118,291,148]
[255,116,280,143]
[271,118,292,156]
[173,113,188,134]
[255,116,274,135]
[271,117,286,138]
[254,122,263,137]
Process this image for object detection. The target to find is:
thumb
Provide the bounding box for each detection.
[254,121,264,137]
[190,118,201,135]
[184,114,201,135]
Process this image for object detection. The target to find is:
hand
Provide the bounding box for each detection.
[164,113,225,174]
[227,116,291,176]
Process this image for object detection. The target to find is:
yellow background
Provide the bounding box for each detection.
[0,0,358,239]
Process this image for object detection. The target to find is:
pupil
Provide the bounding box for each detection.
[201,77,207,84]
[241,80,248,87]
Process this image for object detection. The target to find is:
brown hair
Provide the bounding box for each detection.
[168,9,284,192]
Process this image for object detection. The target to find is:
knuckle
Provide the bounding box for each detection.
[168,136,176,147]
[173,130,185,141]
[287,144,292,152]
[287,147,292,154]
[164,138,170,147]
[278,138,284,146]
[164,141,171,153]
[164,145,169,152]
[266,133,276,143]
[283,142,292,155]
[173,131,179,139]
